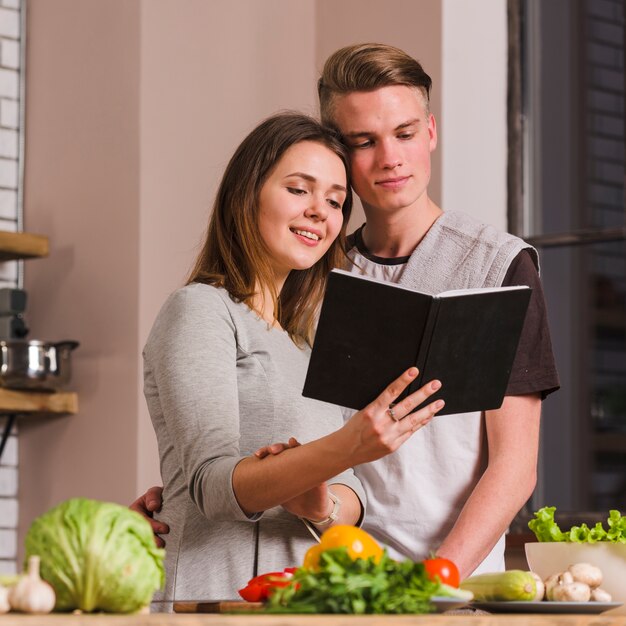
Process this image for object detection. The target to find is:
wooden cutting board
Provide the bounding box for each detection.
[174,600,264,613]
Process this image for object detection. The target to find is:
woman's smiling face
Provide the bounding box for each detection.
[257,140,347,282]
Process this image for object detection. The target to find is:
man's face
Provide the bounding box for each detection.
[331,85,437,215]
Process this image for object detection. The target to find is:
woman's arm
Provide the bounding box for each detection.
[145,287,255,522]
[281,482,363,527]
[147,287,443,522]
[252,438,362,525]
[232,370,443,515]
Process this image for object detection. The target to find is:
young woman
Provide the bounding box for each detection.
[143,113,445,610]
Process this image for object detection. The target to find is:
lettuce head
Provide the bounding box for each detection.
[529,506,626,544]
[24,497,165,613]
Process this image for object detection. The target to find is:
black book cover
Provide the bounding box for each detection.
[303,269,532,416]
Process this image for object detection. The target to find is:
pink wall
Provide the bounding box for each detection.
[20,0,141,547]
[136,0,319,490]
[316,0,442,234]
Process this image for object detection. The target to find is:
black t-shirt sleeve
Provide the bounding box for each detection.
[502,249,560,398]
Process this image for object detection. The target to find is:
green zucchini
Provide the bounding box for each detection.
[460,570,537,602]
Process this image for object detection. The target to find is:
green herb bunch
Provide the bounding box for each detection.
[529,506,626,543]
[266,547,440,614]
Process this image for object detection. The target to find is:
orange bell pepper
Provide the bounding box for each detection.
[303,525,383,570]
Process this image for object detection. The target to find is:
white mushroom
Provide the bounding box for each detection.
[568,563,603,589]
[529,572,545,601]
[544,573,562,601]
[590,588,612,602]
[551,581,591,602]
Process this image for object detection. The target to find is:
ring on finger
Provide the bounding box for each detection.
[387,406,400,422]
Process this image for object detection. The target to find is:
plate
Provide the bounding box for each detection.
[470,600,623,614]
[431,596,471,612]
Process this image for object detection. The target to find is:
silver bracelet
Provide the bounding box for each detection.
[305,491,341,527]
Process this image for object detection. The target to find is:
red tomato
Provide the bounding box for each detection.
[422,557,460,588]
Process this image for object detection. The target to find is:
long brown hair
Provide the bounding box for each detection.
[188,112,353,345]
[318,43,432,126]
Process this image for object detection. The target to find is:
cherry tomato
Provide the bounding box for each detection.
[422,557,460,588]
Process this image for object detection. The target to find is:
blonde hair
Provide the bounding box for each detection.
[318,43,432,126]
[187,112,353,346]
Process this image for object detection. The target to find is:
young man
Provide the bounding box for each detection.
[315,43,558,578]
[132,43,559,578]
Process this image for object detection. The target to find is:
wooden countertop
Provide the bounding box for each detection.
[0,613,623,625]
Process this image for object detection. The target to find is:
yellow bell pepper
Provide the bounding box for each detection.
[303,525,383,570]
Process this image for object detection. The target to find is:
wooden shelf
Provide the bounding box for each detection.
[0,230,49,261]
[0,389,77,462]
[0,388,78,415]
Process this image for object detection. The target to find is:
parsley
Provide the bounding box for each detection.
[266,548,440,614]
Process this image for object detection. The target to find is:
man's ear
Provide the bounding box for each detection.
[428,114,438,152]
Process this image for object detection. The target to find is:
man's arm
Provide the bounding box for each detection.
[436,393,541,579]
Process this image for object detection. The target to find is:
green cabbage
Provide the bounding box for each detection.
[529,506,626,543]
[24,497,165,613]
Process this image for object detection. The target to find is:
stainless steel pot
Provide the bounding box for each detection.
[0,340,79,391]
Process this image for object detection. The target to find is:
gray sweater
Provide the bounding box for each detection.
[400,211,537,292]
[143,283,364,610]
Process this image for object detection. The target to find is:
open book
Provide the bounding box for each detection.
[302,269,532,416]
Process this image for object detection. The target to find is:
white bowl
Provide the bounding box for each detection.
[525,542,626,615]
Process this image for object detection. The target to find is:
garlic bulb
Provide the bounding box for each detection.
[8,555,56,614]
[0,585,10,614]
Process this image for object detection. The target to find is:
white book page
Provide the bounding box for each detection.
[439,285,530,298]
[331,269,531,299]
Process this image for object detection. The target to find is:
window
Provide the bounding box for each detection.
[511,0,625,511]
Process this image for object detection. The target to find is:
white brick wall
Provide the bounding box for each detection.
[0,0,21,575]
[0,98,17,128]
[0,189,16,218]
